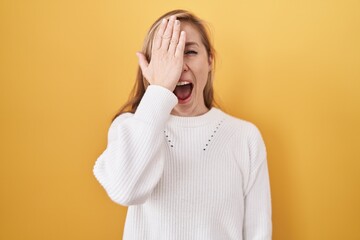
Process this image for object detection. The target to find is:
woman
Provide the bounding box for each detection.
[93,9,272,240]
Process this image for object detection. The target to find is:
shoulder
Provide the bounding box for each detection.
[108,112,134,131]
[106,112,134,140]
[216,108,263,141]
[218,109,267,169]
[111,112,133,126]
[217,109,266,157]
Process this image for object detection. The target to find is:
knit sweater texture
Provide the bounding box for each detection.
[93,85,272,240]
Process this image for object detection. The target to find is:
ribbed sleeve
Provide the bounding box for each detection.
[243,125,272,240]
[93,85,178,206]
[243,159,272,240]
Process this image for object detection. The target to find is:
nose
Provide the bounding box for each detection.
[183,62,189,72]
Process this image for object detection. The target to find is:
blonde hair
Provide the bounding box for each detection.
[113,9,217,121]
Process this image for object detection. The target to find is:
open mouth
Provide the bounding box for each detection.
[173,81,193,102]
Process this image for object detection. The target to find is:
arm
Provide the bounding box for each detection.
[243,126,272,240]
[93,85,177,206]
[94,15,185,206]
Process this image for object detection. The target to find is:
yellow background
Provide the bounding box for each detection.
[1,0,359,239]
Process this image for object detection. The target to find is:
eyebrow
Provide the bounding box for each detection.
[185,42,199,47]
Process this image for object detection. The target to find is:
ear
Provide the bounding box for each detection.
[208,54,213,72]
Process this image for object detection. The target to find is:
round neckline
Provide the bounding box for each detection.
[167,107,223,128]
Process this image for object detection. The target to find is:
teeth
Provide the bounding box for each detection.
[176,81,191,86]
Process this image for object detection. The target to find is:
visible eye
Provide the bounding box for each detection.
[185,50,198,55]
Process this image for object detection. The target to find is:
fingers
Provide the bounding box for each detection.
[160,16,176,50]
[175,31,186,58]
[153,18,167,50]
[168,19,181,53]
[139,15,185,90]
[136,52,148,72]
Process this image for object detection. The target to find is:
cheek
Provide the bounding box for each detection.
[194,73,208,97]
[195,63,210,90]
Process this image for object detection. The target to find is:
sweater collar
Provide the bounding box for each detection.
[167,108,224,128]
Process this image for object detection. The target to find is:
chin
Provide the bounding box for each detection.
[172,98,208,117]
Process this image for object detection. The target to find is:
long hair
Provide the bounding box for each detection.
[112,9,217,122]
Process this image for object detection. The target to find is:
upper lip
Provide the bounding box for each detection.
[177,79,193,86]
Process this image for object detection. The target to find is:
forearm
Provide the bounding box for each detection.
[93,85,177,206]
[243,159,272,240]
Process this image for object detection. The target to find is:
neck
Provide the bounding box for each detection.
[171,104,209,117]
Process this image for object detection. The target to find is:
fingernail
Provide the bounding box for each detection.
[162,18,166,24]
[175,20,180,25]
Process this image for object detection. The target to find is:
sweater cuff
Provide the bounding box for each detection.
[134,85,178,126]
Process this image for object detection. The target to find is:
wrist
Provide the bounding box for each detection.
[151,82,175,92]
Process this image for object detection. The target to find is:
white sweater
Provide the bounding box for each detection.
[93,85,272,240]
